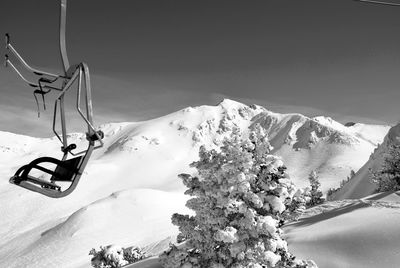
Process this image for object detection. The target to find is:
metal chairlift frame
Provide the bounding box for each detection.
[5,0,103,198]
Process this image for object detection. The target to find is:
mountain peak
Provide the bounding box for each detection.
[217,98,243,107]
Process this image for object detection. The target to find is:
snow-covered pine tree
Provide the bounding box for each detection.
[160,127,317,268]
[282,187,309,222]
[307,171,323,207]
[371,144,400,192]
[89,245,146,268]
[89,245,127,268]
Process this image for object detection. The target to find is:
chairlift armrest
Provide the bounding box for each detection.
[20,156,83,182]
[20,157,63,178]
[5,38,60,78]
[29,164,58,176]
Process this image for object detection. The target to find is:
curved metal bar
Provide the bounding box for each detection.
[53,99,61,144]
[80,63,104,147]
[6,54,63,92]
[75,64,104,152]
[53,67,80,149]
[6,42,61,78]
[53,65,103,156]
[60,0,70,75]
[6,58,39,88]
[59,95,67,152]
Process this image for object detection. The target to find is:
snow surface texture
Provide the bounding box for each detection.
[284,192,400,268]
[0,99,390,267]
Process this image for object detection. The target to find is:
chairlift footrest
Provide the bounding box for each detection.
[10,175,61,191]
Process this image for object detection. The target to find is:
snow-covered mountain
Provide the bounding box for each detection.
[249,107,389,192]
[97,99,388,191]
[332,122,400,200]
[0,99,390,267]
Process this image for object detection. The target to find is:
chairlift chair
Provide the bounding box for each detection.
[4,0,103,198]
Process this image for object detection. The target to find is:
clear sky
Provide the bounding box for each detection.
[1,0,400,137]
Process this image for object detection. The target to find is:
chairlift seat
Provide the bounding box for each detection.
[10,155,84,198]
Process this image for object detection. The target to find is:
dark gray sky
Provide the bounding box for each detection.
[1,0,400,137]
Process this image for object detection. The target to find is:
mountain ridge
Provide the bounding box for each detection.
[0,99,390,192]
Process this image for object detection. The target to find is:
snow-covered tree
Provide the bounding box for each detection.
[89,245,146,268]
[160,128,317,268]
[90,245,127,268]
[371,144,400,192]
[282,187,309,222]
[123,246,147,264]
[307,171,323,207]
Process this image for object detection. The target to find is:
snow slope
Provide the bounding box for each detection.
[1,189,189,268]
[332,122,400,200]
[284,192,400,268]
[129,192,400,268]
[0,99,390,267]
